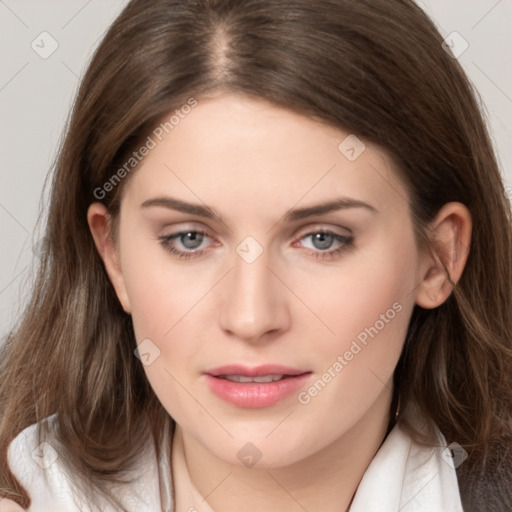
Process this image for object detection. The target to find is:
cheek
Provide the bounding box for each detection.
[119,227,204,341]
[294,233,417,350]
[119,234,211,399]
[121,254,208,423]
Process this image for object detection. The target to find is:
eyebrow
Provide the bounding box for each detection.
[284,198,377,221]
[140,196,377,222]
[141,197,222,221]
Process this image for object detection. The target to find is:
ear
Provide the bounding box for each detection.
[87,202,131,314]
[415,202,472,309]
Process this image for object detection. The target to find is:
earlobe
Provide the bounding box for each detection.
[87,203,131,314]
[415,202,472,309]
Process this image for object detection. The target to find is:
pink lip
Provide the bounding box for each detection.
[204,364,312,408]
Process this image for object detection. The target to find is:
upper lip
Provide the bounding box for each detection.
[205,364,310,377]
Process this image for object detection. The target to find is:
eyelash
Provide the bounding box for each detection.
[158,229,354,261]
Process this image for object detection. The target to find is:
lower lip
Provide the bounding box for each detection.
[204,373,312,408]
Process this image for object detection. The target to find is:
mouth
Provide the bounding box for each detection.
[216,374,293,383]
[204,364,312,408]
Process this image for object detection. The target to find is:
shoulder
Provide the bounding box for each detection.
[6,414,84,511]
[6,414,172,511]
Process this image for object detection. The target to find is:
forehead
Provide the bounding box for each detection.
[123,94,410,219]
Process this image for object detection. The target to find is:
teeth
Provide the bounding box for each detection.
[221,374,284,383]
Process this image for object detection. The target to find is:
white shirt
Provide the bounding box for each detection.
[3,414,463,512]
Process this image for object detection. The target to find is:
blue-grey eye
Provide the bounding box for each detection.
[180,231,204,249]
[310,232,335,250]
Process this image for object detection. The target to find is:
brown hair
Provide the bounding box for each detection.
[1,0,511,510]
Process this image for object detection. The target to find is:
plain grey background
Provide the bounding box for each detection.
[1,0,511,340]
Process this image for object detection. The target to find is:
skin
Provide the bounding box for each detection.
[85,93,471,512]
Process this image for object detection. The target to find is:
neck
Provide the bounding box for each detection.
[174,388,393,512]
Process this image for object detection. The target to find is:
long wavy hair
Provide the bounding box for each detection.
[1,0,511,510]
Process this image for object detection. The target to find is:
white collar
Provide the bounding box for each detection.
[350,420,463,511]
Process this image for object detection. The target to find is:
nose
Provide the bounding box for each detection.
[218,246,291,343]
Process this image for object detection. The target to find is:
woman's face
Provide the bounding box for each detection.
[99,93,428,467]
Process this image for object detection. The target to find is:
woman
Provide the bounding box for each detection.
[1,0,511,511]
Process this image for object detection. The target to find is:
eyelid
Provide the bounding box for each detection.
[292,230,353,248]
[159,228,215,247]
[158,220,212,232]
[292,222,353,238]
